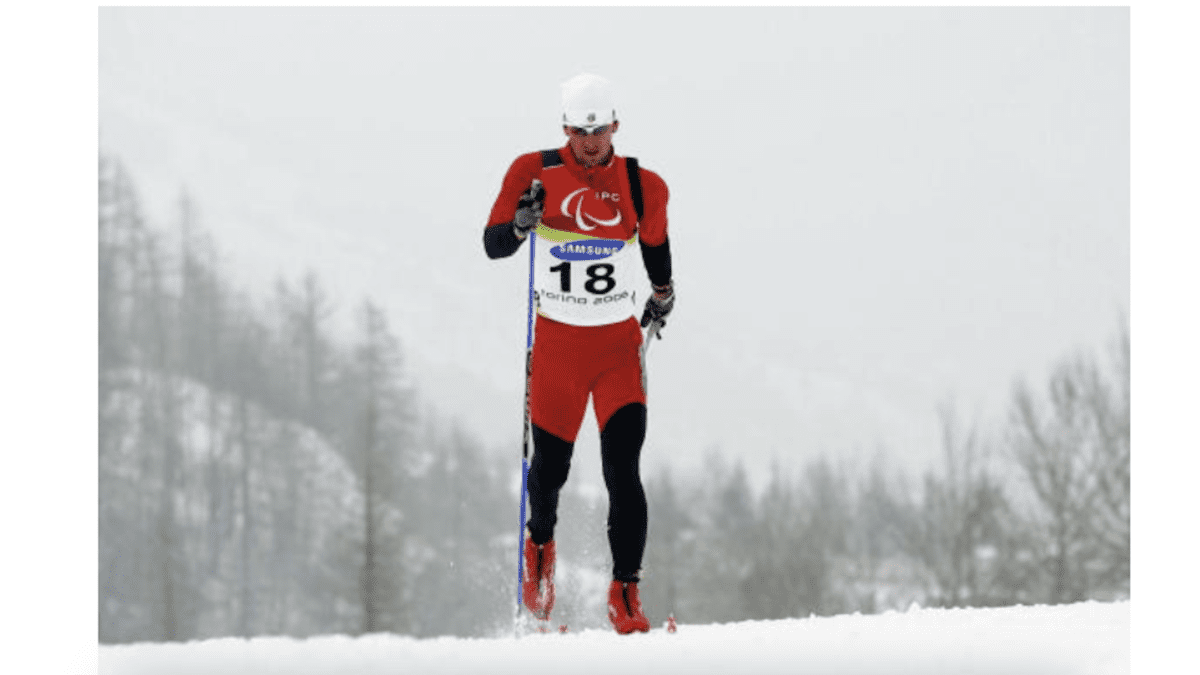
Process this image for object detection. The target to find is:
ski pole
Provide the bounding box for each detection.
[643,318,663,352]
[516,219,537,612]
[639,318,663,397]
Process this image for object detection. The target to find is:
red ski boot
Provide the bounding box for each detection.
[607,580,651,634]
[522,539,556,620]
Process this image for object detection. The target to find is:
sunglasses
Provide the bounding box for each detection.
[567,124,612,137]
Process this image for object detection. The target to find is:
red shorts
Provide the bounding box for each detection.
[529,315,646,443]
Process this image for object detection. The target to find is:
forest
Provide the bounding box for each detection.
[98,153,1129,643]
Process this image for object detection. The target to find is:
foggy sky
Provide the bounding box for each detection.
[98,7,1130,487]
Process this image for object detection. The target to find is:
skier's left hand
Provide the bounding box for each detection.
[640,281,674,334]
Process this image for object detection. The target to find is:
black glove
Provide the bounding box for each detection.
[640,281,675,333]
[513,179,545,238]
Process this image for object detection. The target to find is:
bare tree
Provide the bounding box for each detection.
[642,467,692,625]
[1009,323,1130,603]
[680,453,755,623]
[407,421,513,636]
[851,452,918,612]
[98,155,129,375]
[1011,358,1101,603]
[99,156,147,642]
[1086,324,1130,595]
[740,461,807,619]
[274,270,337,430]
[139,228,187,639]
[177,192,227,388]
[915,403,1013,607]
[345,298,413,634]
[794,456,852,616]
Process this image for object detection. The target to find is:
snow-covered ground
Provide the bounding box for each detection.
[99,600,1127,675]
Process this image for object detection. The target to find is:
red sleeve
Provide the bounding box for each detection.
[636,167,669,246]
[487,152,545,228]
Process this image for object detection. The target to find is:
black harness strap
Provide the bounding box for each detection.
[625,156,644,221]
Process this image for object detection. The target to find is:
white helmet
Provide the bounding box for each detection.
[561,72,617,129]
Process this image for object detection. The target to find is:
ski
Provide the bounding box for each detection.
[518,613,677,636]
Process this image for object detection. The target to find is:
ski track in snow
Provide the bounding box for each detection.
[99,601,1127,675]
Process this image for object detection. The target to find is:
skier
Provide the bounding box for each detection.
[483,73,674,634]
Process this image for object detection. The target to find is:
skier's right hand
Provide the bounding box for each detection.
[513,179,545,239]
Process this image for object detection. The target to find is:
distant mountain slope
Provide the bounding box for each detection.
[100,370,369,640]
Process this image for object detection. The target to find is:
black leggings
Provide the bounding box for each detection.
[526,402,647,583]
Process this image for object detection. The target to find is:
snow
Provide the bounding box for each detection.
[99,600,1127,675]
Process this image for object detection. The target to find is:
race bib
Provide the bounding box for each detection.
[533,224,639,326]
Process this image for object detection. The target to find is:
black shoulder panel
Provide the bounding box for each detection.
[540,149,564,168]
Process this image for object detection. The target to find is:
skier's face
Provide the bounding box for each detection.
[564,121,618,168]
